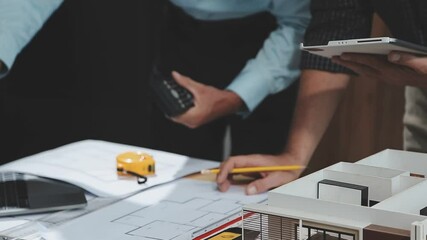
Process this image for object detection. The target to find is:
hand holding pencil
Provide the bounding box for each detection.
[216,153,306,195]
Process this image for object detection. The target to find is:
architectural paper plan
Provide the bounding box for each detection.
[0,194,117,240]
[0,219,28,232]
[0,140,219,197]
[42,178,267,240]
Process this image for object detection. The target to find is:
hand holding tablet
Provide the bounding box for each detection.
[301,37,427,58]
[301,37,427,87]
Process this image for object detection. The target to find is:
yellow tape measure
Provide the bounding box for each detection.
[116,152,156,184]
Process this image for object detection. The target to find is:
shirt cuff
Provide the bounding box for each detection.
[226,67,270,115]
[226,63,298,115]
[0,61,7,79]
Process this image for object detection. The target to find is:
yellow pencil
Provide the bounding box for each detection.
[200,165,305,174]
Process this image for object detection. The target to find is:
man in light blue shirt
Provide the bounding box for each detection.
[148,0,310,160]
[0,0,310,161]
[168,0,310,126]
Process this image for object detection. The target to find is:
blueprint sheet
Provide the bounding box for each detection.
[42,178,267,240]
[0,140,219,197]
[0,194,117,240]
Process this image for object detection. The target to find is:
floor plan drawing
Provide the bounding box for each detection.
[43,178,266,240]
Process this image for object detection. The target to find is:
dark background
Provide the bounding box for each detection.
[0,0,165,163]
[0,2,405,176]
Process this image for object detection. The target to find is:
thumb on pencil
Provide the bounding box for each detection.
[245,167,302,195]
[245,174,278,195]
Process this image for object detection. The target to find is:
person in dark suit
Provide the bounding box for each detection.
[217,0,427,195]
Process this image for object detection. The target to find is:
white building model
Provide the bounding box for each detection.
[242,150,427,240]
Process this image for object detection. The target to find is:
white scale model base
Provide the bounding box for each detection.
[242,149,427,240]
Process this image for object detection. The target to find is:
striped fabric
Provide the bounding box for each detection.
[300,0,426,74]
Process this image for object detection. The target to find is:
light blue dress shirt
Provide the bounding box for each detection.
[0,0,310,112]
[170,0,310,112]
[0,0,62,78]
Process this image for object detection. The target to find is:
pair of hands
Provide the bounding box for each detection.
[215,52,427,196]
[175,52,427,195]
[332,51,427,88]
[170,71,304,195]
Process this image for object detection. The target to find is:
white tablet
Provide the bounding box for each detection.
[301,37,427,58]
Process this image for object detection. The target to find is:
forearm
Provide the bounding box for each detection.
[284,70,350,165]
[288,0,371,164]
[226,0,310,113]
[209,90,244,120]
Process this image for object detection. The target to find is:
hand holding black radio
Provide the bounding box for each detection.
[150,67,244,128]
[170,71,244,129]
[149,66,195,117]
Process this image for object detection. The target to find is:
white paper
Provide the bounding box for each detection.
[0,194,121,240]
[0,140,219,197]
[0,219,29,232]
[42,178,267,240]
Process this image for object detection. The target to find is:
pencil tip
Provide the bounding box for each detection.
[200,169,211,174]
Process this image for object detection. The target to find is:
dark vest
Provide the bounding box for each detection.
[371,0,427,45]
